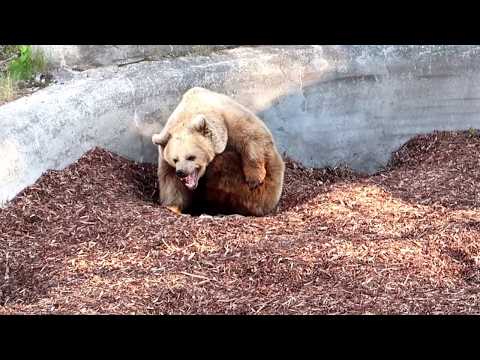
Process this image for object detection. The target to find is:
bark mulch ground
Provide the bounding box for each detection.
[1,130,480,314]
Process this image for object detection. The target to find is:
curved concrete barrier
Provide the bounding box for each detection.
[33,45,238,70]
[2,45,480,204]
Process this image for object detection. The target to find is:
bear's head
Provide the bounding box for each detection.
[152,114,228,191]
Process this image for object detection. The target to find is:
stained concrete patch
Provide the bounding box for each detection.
[0,139,22,183]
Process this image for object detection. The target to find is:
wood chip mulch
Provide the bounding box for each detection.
[1,130,480,314]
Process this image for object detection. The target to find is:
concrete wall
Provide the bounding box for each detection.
[2,45,480,205]
[32,45,238,70]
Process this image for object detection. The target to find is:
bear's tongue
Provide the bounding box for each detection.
[183,171,198,190]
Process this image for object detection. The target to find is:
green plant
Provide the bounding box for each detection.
[468,128,477,138]
[7,45,46,81]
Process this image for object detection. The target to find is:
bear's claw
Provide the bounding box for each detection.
[246,179,263,190]
[165,206,182,215]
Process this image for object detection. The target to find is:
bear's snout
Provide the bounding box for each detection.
[176,170,188,178]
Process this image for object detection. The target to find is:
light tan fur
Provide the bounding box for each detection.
[152,87,285,216]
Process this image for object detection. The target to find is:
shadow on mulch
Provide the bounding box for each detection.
[370,130,480,211]
[127,162,159,205]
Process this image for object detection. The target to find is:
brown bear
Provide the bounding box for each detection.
[151,87,285,216]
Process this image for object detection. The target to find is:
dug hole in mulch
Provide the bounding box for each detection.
[1,130,480,314]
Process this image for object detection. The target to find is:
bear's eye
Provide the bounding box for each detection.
[186,155,196,161]
[173,158,178,163]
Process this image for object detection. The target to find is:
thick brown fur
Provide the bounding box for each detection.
[195,150,285,216]
[152,87,285,216]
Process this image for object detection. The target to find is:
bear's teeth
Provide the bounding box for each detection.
[185,174,197,189]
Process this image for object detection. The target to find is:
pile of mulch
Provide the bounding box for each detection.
[1,130,480,314]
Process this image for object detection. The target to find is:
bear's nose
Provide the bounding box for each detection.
[176,170,187,178]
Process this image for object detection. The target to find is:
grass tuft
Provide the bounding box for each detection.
[0,73,15,103]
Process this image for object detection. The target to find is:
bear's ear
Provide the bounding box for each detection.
[191,114,227,154]
[152,132,171,147]
[191,114,209,134]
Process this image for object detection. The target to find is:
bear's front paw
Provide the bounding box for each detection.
[243,163,266,190]
[245,176,264,190]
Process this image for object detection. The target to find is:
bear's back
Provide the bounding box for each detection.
[180,87,272,135]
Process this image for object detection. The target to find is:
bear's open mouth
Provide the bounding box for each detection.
[181,170,199,191]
